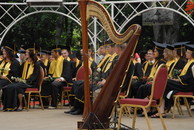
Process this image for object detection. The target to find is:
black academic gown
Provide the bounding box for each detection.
[143,61,154,77]
[0,59,21,89]
[135,59,166,99]
[49,59,72,107]
[174,58,187,70]
[70,55,118,111]
[164,62,194,111]
[98,55,111,70]
[3,61,41,111]
[128,62,144,98]
[121,62,135,92]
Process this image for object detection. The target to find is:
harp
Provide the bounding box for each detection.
[78,0,141,129]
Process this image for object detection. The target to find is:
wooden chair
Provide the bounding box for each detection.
[60,66,92,108]
[25,67,44,111]
[117,64,168,130]
[171,92,194,118]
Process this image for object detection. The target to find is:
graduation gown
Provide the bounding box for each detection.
[48,59,72,107]
[97,54,111,70]
[143,60,154,77]
[164,60,194,111]
[69,54,118,110]
[135,59,166,99]
[0,59,21,89]
[3,61,41,111]
[121,62,135,92]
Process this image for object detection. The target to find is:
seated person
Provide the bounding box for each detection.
[3,47,40,111]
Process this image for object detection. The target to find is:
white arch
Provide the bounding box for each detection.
[119,7,194,33]
[0,10,94,45]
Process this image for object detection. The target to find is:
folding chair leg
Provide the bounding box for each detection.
[176,101,182,115]
[172,97,178,118]
[124,106,132,118]
[27,93,31,111]
[142,107,152,130]
[38,93,44,110]
[183,97,192,117]
[177,98,184,115]
[117,105,124,130]
[67,91,71,108]
[61,91,64,109]
[132,107,137,130]
[156,107,167,130]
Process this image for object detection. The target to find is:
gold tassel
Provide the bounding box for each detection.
[33,43,36,54]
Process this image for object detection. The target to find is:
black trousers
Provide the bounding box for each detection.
[50,81,67,107]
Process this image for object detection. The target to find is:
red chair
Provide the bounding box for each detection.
[76,66,92,81]
[25,67,45,111]
[60,66,92,108]
[117,64,168,130]
[171,92,194,118]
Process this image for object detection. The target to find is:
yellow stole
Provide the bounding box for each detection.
[148,60,159,79]
[97,54,111,68]
[178,59,194,85]
[168,58,179,78]
[82,57,93,67]
[166,59,175,71]
[66,57,71,62]
[0,60,11,76]
[180,59,194,76]
[22,60,34,80]
[76,59,80,67]
[103,53,118,73]
[48,60,56,75]
[44,59,49,66]
[143,61,148,73]
[52,56,64,78]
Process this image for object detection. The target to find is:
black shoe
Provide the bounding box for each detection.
[64,103,70,106]
[44,106,49,109]
[64,107,77,114]
[15,108,23,112]
[70,109,82,115]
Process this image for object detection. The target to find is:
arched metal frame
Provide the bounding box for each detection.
[0,0,193,53]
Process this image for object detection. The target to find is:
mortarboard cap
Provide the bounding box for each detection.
[51,45,61,51]
[41,50,49,54]
[153,41,166,50]
[185,44,194,52]
[69,54,76,59]
[166,44,174,50]
[58,45,71,52]
[18,49,26,54]
[22,43,38,54]
[104,40,115,46]
[173,42,189,49]
[46,51,51,55]
[37,51,46,57]
[2,43,17,54]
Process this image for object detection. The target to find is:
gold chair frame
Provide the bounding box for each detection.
[117,64,168,130]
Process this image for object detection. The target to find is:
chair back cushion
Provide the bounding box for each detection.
[76,66,91,81]
[152,64,168,100]
[37,67,44,89]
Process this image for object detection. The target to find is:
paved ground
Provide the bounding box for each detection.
[0,106,194,130]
